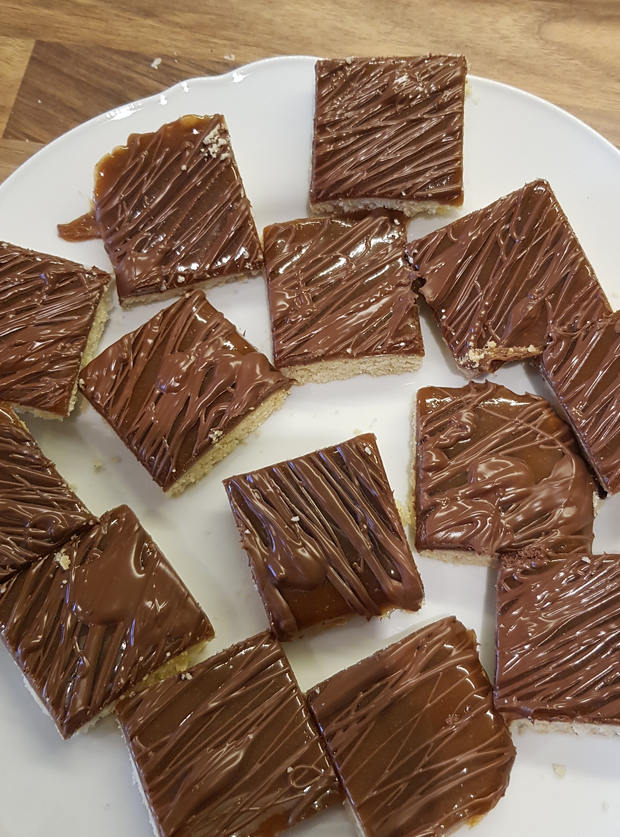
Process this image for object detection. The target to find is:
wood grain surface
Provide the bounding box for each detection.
[1,1,619,184]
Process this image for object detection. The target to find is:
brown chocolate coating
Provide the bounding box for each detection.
[408,180,612,374]
[88,114,262,304]
[0,405,94,582]
[0,240,110,416]
[307,616,515,837]
[224,433,423,641]
[79,290,290,491]
[116,632,340,837]
[540,312,620,494]
[0,504,213,739]
[415,381,595,557]
[311,56,466,206]
[495,551,620,724]
[263,213,424,368]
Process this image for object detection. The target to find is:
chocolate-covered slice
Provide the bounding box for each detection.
[408,180,611,375]
[307,616,515,837]
[79,290,290,494]
[60,114,263,306]
[495,550,620,727]
[414,381,595,563]
[0,404,95,582]
[540,312,620,494]
[310,56,466,215]
[116,632,340,837]
[224,433,423,641]
[0,240,111,417]
[0,504,213,739]
[263,213,424,384]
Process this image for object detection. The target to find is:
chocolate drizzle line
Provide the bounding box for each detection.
[116,632,340,836]
[307,616,515,837]
[541,312,620,494]
[415,381,595,557]
[82,114,262,303]
[495,552,620,724]
[408,180,611,374]
[311,56,466,204]
[0,405,94,582]
[79,290,290,491]
[0,504,213,739]
[0,240,110,415]
[224,433,423,641]
[263,213,424,367]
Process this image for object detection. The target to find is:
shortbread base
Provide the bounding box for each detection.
[119,269,260,308]
[310,197,460,218]
[281,354,423,385]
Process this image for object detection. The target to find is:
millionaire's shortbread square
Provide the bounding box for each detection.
[116,632,340,836]
[0,505,213,739]
[310,55,466,215]
[79,290,290,494]
[408,180,611,375]
[307,616,515,837]
[263,212,424,383]
[224,433,423,640]
[0,240,111,417]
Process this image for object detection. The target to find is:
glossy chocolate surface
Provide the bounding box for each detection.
[0,405,94,581]
[415,381,595,557]
[263,213,423,368]
[90,114,262,304]
[0,504,213,738]
[307,616,515,837]
[0,240,110,415]
[408,180,611,374]
[224,433,423,640]
[495,551,620,724]
[541,312,620,494]
[311,56,466,205]
[116,632,340,837]
[79,291,290,491]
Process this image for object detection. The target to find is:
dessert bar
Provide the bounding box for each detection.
[224,433,423,640]
[79,290,290,494]
[307,616,515,837]
[263,212,424,383]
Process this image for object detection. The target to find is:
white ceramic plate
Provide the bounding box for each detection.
[0,56,618,837]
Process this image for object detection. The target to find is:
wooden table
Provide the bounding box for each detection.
[1,1,619,184]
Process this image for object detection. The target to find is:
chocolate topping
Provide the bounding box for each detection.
[224,433,423,640]
[495,551,620,724]
[116,632,340,836]
[307,616,515,837]
[408,180,612,374]
[0,240,110,416]
[79,290,290,491]
[263,213,424,368]
[0,405,94,582]
[0,504,213,738]
[81,114,262,304]
[415,381,595,557]
[540,312,620,494]
[311,56,466,206]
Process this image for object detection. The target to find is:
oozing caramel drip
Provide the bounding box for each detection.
[311,56,466,204]
[0,240,110,415]
[57,211,100,242]
[0,505,213,738]
[116,632,340,836]
[90,114,262,303]
[264,213,424,367]
[307,616,515,837]
[79,291,290,491]
[495,552,620,723]
[408,180,611,374]
[541,312,620,494]
[0,405,94,581]
[224,434,423,640]
[415,381,595,557]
